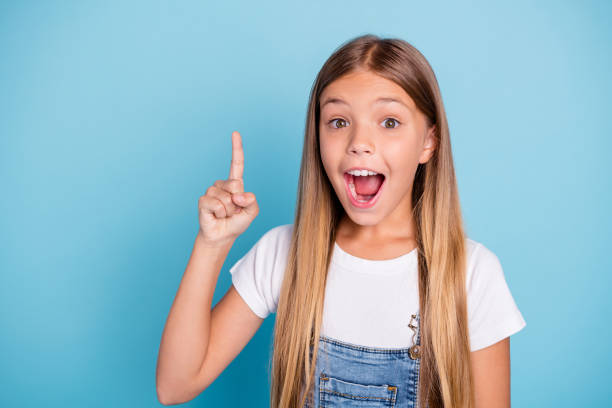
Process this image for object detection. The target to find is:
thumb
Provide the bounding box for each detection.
[233,192,258,215]
[232,192,249,206]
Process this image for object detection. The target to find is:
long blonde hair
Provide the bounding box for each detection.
[270,34,473,408]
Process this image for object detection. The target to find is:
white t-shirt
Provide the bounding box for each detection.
[229,223,526,351]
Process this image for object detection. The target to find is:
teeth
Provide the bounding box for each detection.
[348,180,373,203]
[349,181,356,197]
[347,169,378,176]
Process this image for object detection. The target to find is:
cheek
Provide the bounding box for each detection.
[318,139,336,183]
[386,141,421,179]
[319,138,330,168]
[319,135,339,168]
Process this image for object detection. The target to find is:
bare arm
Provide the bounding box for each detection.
[471,337,511,408]
[156,131,263,405]
[156,232,263,405]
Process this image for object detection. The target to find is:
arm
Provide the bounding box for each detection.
[156,233,264,405]
[471,337,511,408]
[157,130,264,405]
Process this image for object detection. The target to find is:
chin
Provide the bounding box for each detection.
[343,207,385,225]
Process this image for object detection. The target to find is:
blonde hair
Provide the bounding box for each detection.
[270,34,473,408]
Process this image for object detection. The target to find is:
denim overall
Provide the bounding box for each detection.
[306,313,422,408]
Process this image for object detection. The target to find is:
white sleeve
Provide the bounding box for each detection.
[466,242,526,351]
[228,224,292,319]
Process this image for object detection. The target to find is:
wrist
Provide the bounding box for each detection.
[195,230,235,252]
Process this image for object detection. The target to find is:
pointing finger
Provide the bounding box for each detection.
[229,131,244,181]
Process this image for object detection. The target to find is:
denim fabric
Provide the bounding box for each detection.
[307,314,421,408]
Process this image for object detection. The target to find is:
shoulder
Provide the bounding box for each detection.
[232,223,293,267]
[465,237,496,263]
[463,237,527,350]
[464,237,512,305]
[261,223,294,243]
[228,223,294,319]
[464,237,503,285]
[253,223,293,255]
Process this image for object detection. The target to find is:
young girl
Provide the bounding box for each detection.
[157,34,526,408]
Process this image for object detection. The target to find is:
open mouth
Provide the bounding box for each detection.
[343,172,386,208]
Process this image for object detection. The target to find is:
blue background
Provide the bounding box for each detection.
[1,1,610,406]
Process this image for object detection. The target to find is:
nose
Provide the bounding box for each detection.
[347,124,374,156]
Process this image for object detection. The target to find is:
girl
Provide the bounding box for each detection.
[156,34,526,408]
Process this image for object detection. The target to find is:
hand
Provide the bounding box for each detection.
[197,131,259,247]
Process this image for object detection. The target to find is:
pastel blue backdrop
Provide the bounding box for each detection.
[1,1,610,407]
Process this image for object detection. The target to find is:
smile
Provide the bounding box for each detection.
[343,172,386,209]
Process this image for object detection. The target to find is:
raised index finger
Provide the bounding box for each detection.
[229,130,244,180]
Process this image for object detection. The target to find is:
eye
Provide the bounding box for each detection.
[381,118,400,129]
[328,118,349,129]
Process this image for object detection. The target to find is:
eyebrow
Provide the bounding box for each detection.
[320,96,412,111]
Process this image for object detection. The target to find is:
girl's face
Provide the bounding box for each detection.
[319,69,436,232]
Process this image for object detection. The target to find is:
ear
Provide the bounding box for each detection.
[418,124,437,164]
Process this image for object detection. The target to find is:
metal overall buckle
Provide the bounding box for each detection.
[408,313,421,360]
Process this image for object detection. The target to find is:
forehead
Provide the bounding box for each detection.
[319,70,416,112]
